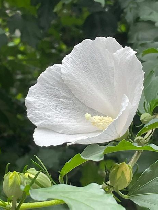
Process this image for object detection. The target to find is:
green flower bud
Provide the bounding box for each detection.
[140,113,154,124]
[3,171,23,200]
[24,168,52,189]
[134,136,144,146]
[109,162,133,190]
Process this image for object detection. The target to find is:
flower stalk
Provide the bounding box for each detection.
[19,200,64,209]
[0,200,64,209]
[128,150,143,168]
[129,130,154,168]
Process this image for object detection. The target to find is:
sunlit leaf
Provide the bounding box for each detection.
[30,183,124,210]
[82,140,158,162]
[59,154,87,183]
[142,48,158,56]
[81,144,105,161]
[137,118,158,136]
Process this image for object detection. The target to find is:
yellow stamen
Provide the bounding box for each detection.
[85,113,113,130]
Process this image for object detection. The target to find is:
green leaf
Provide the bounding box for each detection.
[59,140,158,181]
[142,48,158,56]
[77,0,103,13]
[104,140,158,154]
[82,140,158,162]
[139,1,158,26]
[129,160,158,195]
[128,22,158,43]
[150,98,158,113]
[129,161,158,209]
[137,118,158,136]
[7,0,36,15]
[80,162,104,186]
[81,144,105,161]
[0,34,8,48]
[8,14,42,48]
[94,0,105,7]
[30,183,124,210]
[0,28,5,35]
[59,154,87,183]
[144,71,158,102]
[138,91,148,114]
[37,0,59,31]
[130,194,158,210]
[119,1,139,24]
[0,67,14,90]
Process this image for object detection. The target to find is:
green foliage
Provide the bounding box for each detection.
[144,71,158,103]
[139,1,158,25]
[142,48,158,56]
[30,183,124,210]
[81,140,158,161]
[80,162,105,186]
[81,144,105,161]
[83,11,117,38]
[59,140,158,184]
[137,118,158,136]
[59,154,86,183]
[129,161,158,209]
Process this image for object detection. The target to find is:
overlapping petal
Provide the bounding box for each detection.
[74,94,130,144]
[25,37,144,146]
[33,128,100,146]
[26,65,99,135]
[62,38,122,118]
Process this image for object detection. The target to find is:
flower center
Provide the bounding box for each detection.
[85,113,113,130]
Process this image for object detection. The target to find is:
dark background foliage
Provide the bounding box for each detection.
[0,0,158,209]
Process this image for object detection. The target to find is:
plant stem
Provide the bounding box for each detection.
[128,150,142,168]
[19,200,64,209]
[11,199,17,210]
[0,200,64,209]
[116,190,129,199]
[129,130,154,168]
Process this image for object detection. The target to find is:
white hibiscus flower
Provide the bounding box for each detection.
[25,37,144,146]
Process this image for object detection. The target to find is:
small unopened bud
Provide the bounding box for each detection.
[134,136,144,146]
[3,171,23,200]
[140,113,154,124]
[109,162,132,190]
[24,168,52,189]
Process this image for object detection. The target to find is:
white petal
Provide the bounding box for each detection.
[74,94,130,144]
[34,95,132,146]
[25,65,99,134]
[26,37,144,146]
[61,37,123,118]
[94,37,122,53]
[33,128,100,146]
[113,47,144,106]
